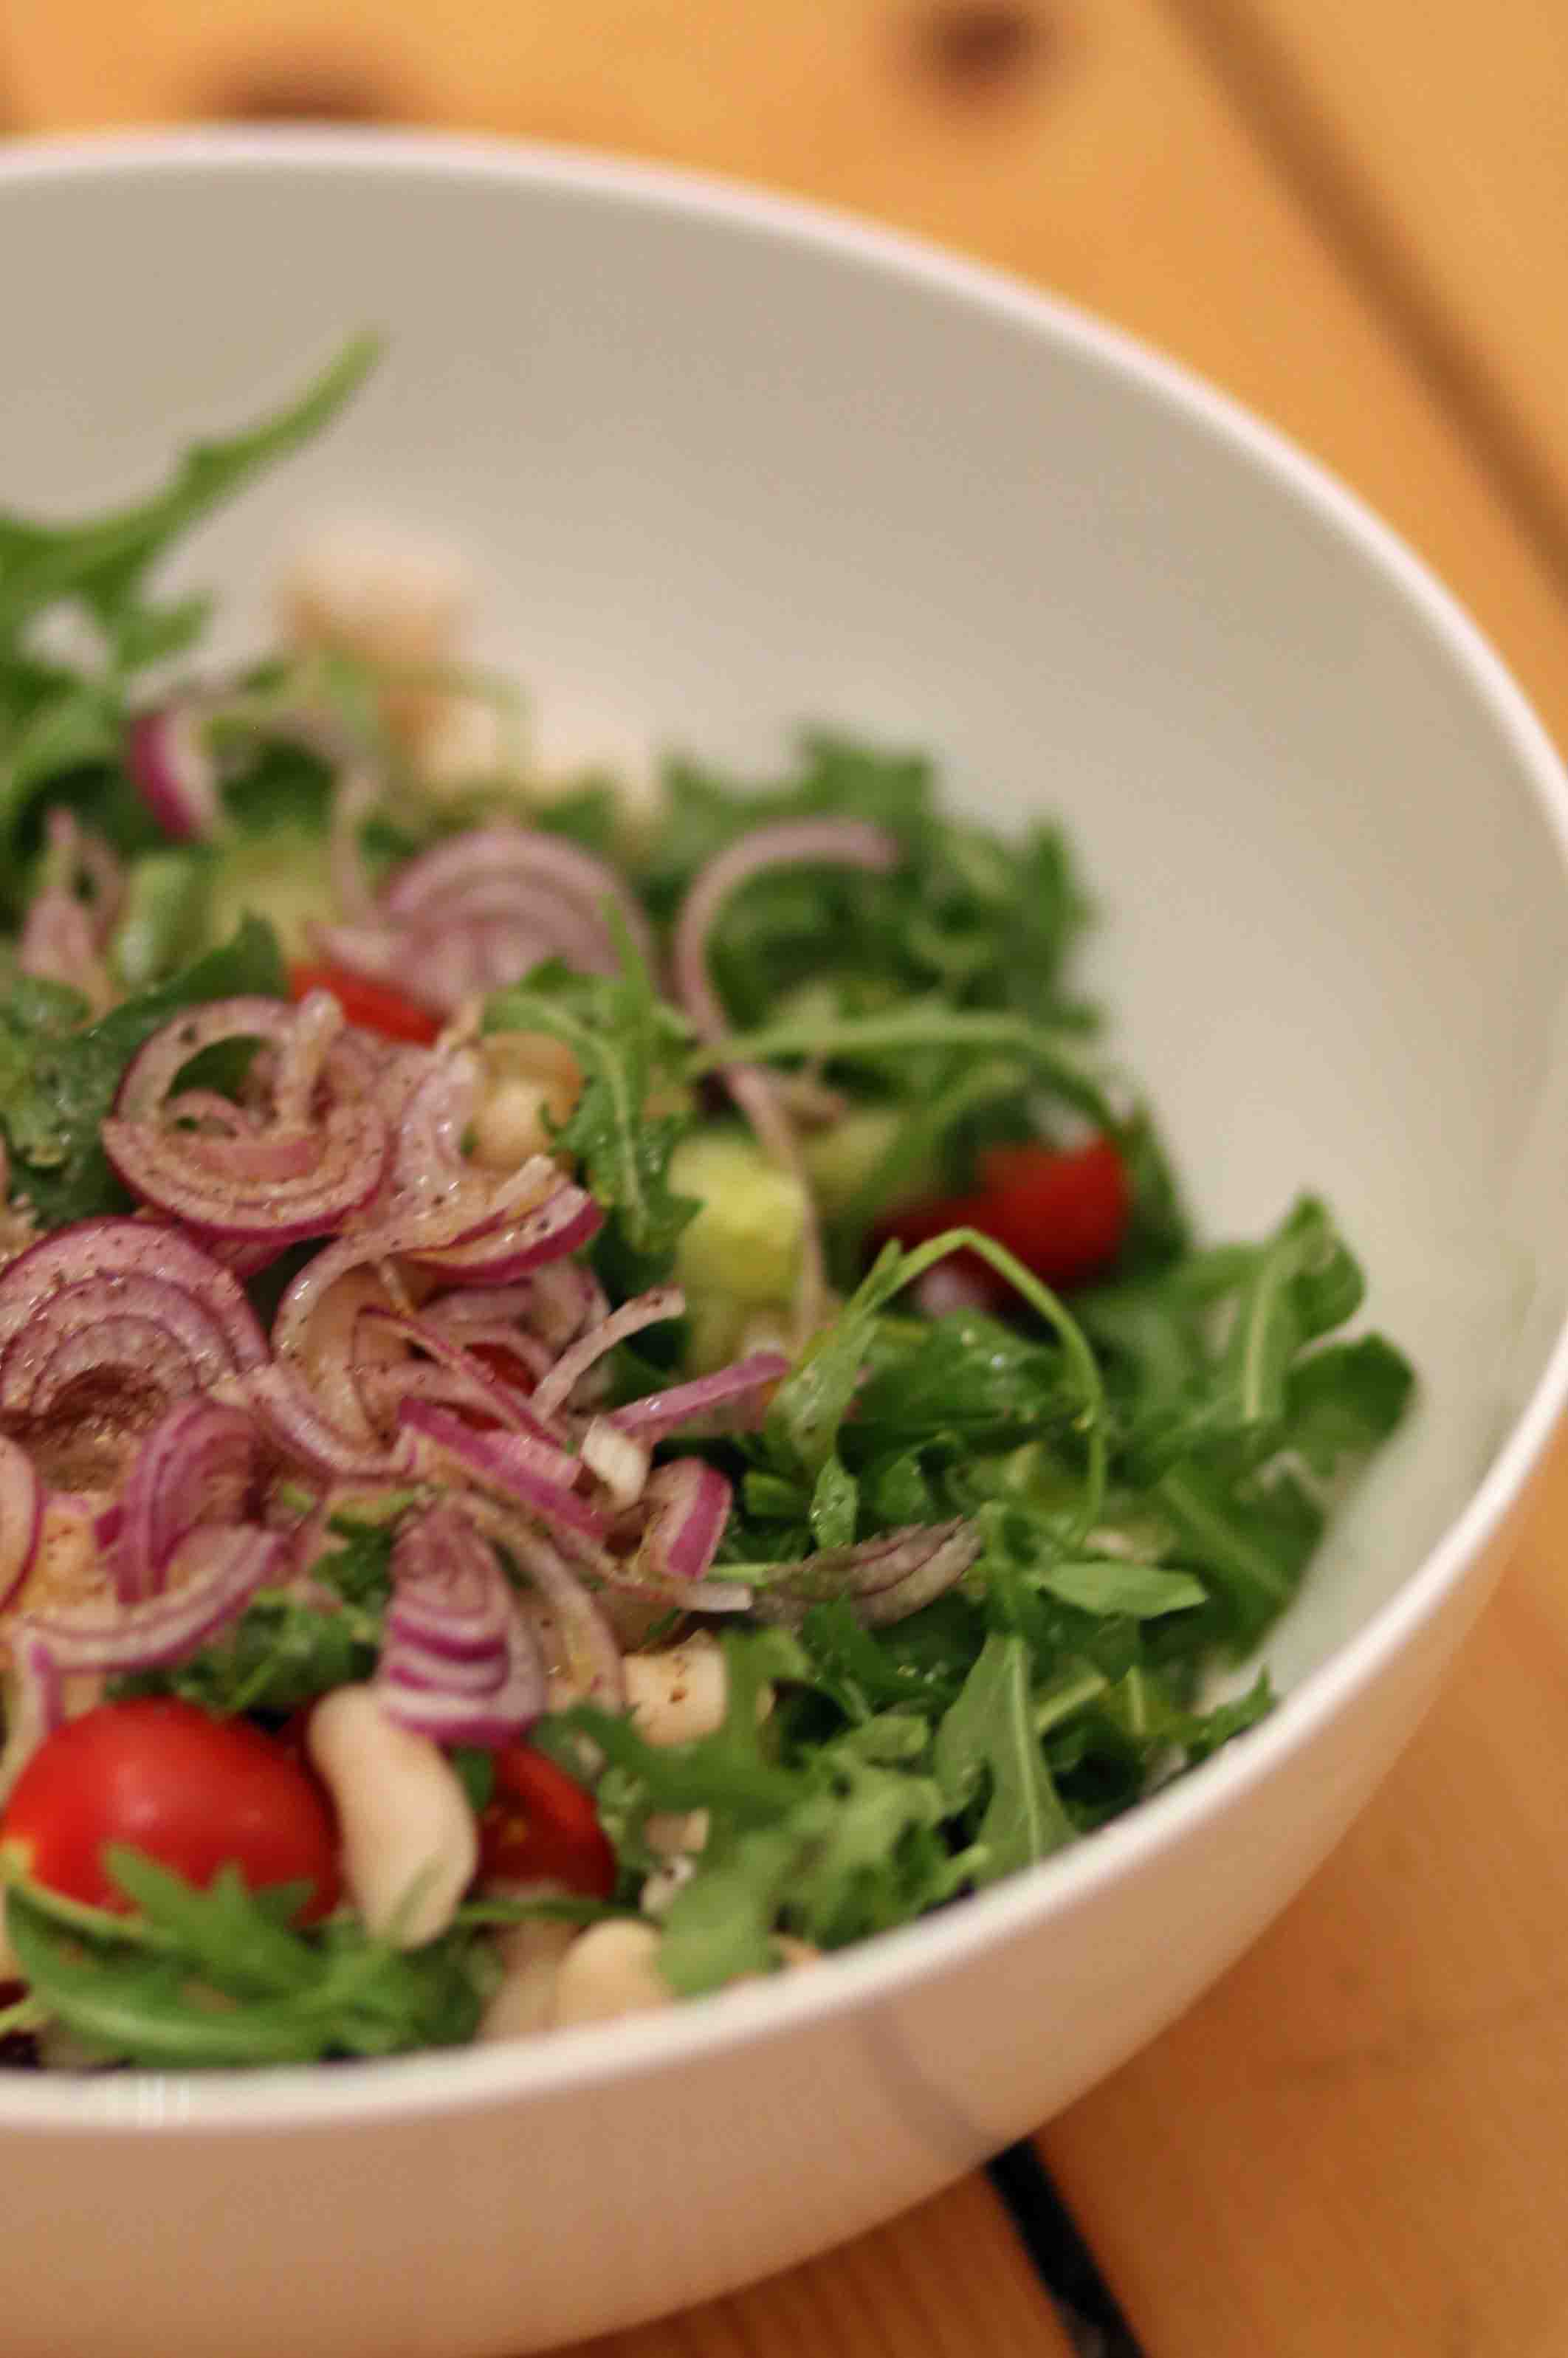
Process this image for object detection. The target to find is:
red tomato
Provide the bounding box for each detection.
[878,1135,1130,1298]
[0,1699,341,1922]
[478,1745,616,1899]
[288,963,441,1047]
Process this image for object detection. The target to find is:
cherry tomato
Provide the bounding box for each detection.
[478,1744,616,1898]
[467,1342,539,1397]
[877,1135,1129,1298]
[0,1699,341,1922]
[288,963,441,1047]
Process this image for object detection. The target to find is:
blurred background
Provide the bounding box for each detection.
[1,0,1565,769]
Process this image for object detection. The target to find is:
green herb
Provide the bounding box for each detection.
[934,1633,1076,1881]
[484,925,698,1289]
[3,1850,489,2069]
[0,914,284,1224]
[0,336,381,881]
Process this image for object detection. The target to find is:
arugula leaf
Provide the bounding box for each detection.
[634,732,1091,1038]
[1035,1560,1206,1618]
[1,913,284,1224]
[484,928,698,1288]
[0,334,380,650]
[2,1852,489,2069]
[934,1633,1076,1882]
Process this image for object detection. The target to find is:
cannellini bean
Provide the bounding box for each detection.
[419,695,523,797]
[470,1079,556,1172]
[551,1920,673,2027]
[278,523,468,744]
[478,1917,578,2045]
[623,1637,731,1747]
[306,1685,477,1948]
[623,1637,772,1747]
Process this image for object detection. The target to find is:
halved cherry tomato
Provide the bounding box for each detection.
[876,1135,1129,1299]
[0,1699,341,1922]
[467,1342,539,1397]
[478,1743,616,1898]
[289,963,441,1047]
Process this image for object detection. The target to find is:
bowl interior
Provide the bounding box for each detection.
[6,135,1566,1706]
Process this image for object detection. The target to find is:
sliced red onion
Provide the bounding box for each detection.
[405,1181,602,1285]
[397,1402,605,1540]
[529,1286,684,1423]
[426,1262,606,1352]
[354,1307,574,1471]
[0,1436,43,1612]
[463,1511,626,1713]
[385,1506,515,1663]
[580,1417,651,1510]
[20,1524,286,1672]
[126,704,223,842]
[103,1099,388,1245]
[673,817,899,1339]
[270,989,345,1129]
[114,998,294,1124]
[609,1350,790,1440]
[637,1459,732,1586]
[376,1607,546,1747]
[23,1313,207,1423]
[113,1400,259,1606]
[383,825,656,964]
[0,1220,267,1371]
[238,1363,415,1481]
[747,1519,981,1629]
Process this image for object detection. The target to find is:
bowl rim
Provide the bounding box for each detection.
[1,123,1565,2136]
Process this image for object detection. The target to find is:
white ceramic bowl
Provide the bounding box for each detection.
[1,131,1565,2358]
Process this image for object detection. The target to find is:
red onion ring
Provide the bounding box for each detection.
[114,998,295,1124]
[672,817,899,1340]
[113,1400,259,1606]
[747,1519,981,1629]
[397,1402,603,1537]
[459,1506,626,1713]
[19,1524,286,1672]
[637,1459,732,1586]
[376,1608,546,1747]
[354,1307,574,1472]
[238,1363,415,1482]
[126,704,224,842]
[529,1286,685,1423]
[103,1099,388,1245]
[384,824,656,961]
[424,1263,606,1352]
[385,1506,515,1663]
[609,1350,791,1440]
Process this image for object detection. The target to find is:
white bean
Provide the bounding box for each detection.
[306,1686,477,1949]
[624,1636,774,1747]
[477,1917,578,2045]
[551,1920,673,2027]
[623,1636,729,1747]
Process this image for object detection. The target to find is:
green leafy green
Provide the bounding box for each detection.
[0,336,381,881]
[934,1633,1076,1881]
[0,913,284,1224]
[484,927,698,1289]
[3,1850,490,2069]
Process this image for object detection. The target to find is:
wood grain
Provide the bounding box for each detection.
[581,2174,1076,2358]
[1175,0,1568,582]
[1044,1431,1568,2358]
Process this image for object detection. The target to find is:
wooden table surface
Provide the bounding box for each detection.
[2,5,1566,2352]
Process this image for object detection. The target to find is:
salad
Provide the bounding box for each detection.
[0,341,1412,2071]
